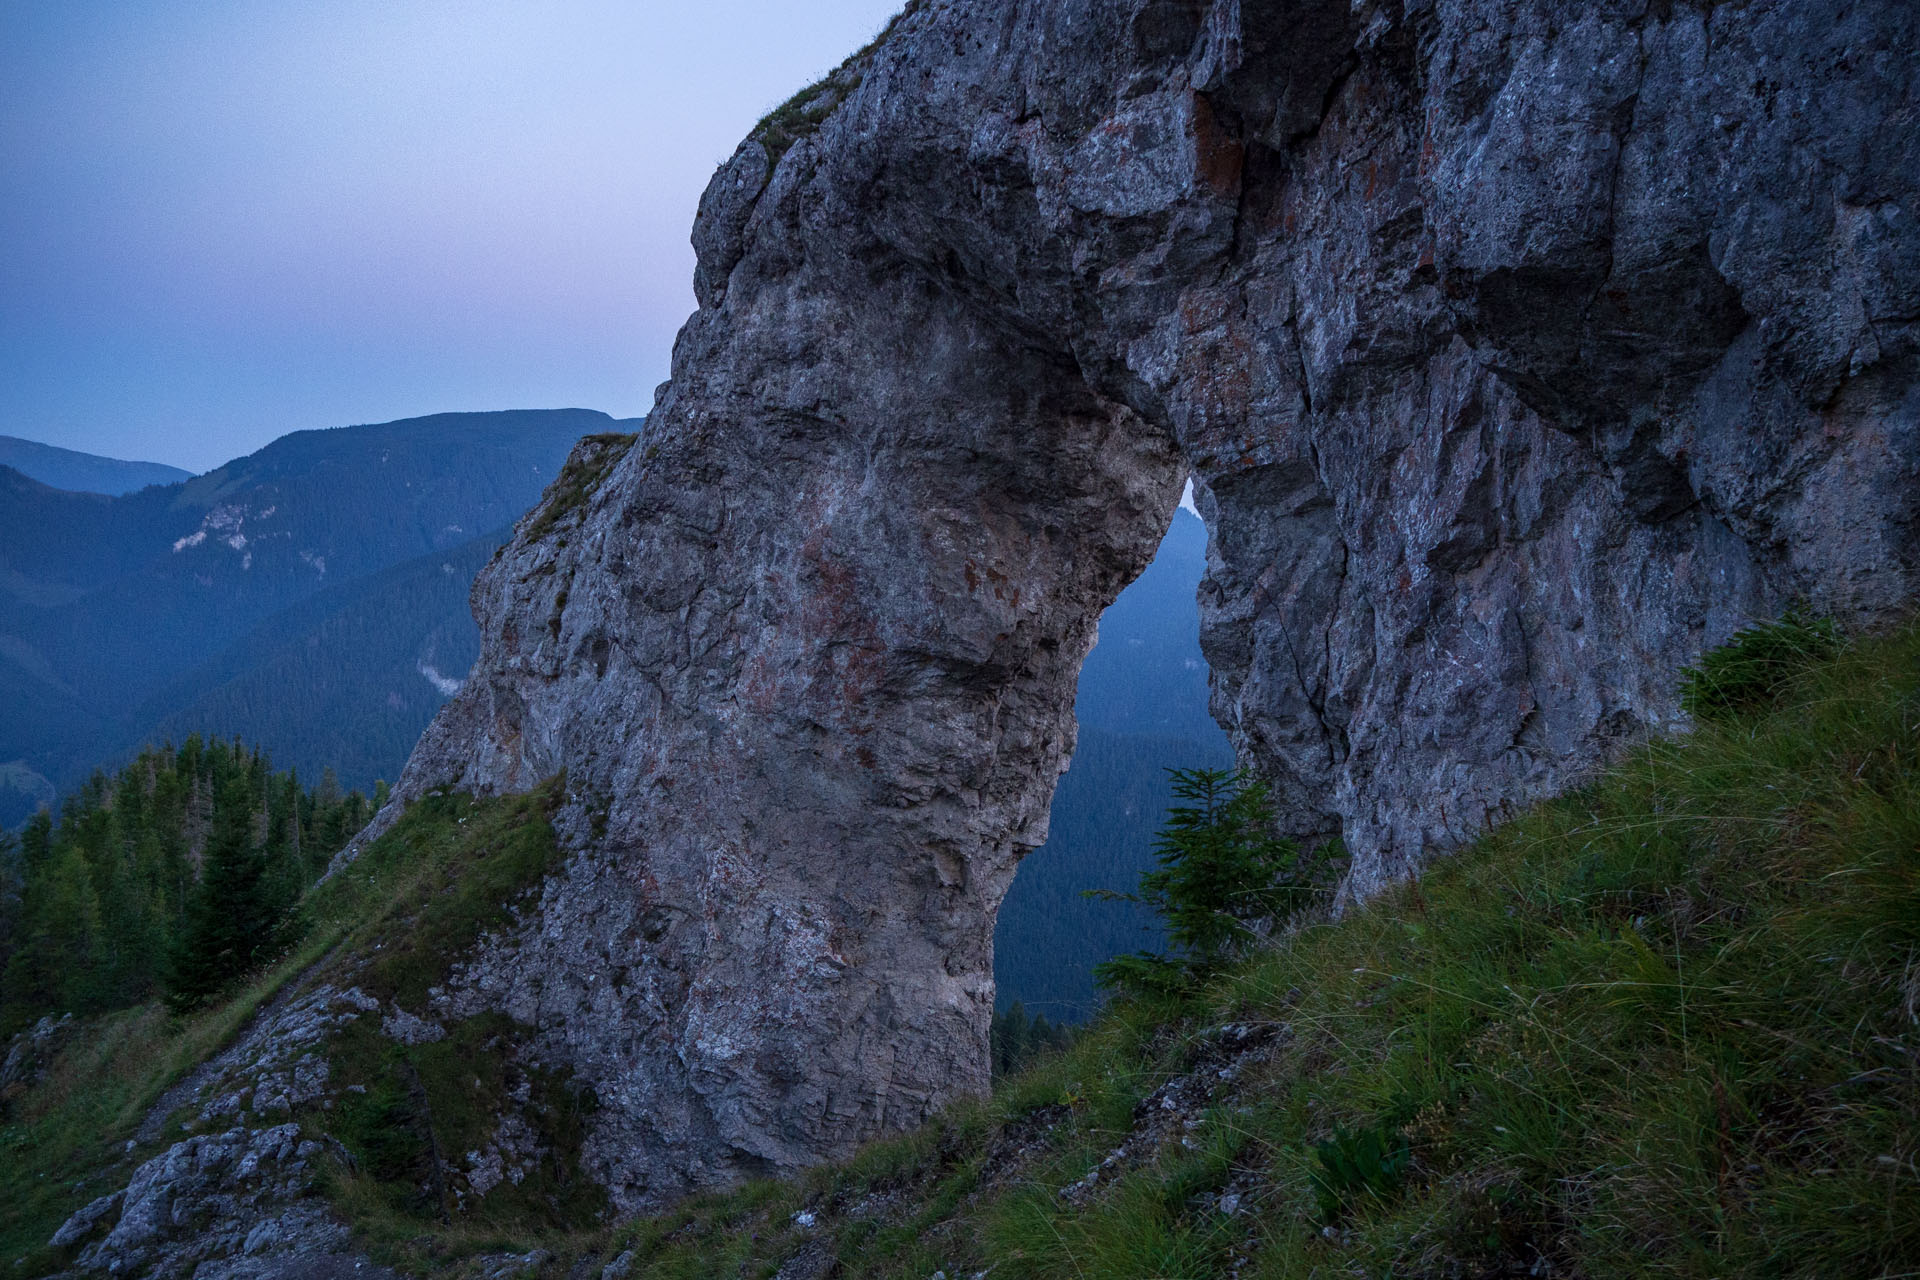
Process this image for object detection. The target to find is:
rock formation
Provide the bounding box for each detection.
[54,985,395,1279]
[341,0,1920,1213]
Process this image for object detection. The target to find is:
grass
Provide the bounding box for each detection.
[1248,618,1917,1275]
[7,618,1916,1278]
[301,782,567,1008]
[1677,606,1842,720]
[538,616,1919,1279]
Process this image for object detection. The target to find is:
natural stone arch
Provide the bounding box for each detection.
[376,0,1919,1210]
[396,211,1188,1206]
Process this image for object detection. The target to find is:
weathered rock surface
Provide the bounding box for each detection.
[52,986,386,1278]
[360,0,1917,1212]
[1,1013,73,1115]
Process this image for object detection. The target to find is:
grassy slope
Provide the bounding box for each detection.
[582,619,1919,1279]
[5,622,1915,1278]
[1,783,580,1274]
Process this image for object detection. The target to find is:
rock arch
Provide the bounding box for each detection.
[384,0,1919,1208]
[399,197,1188,1207]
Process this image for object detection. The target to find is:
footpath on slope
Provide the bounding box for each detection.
[132,949,340,1146]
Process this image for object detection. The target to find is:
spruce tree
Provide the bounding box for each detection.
[0,828,20,988]
[1137,767,1307,961]
[18,811,51,879]
[1090,767,1323,997]
[165,777,282,1010]
[2,846,105,1016]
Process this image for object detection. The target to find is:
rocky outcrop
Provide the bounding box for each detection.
[52,986,389,1279]
[369,0,1916,1211]
[57,1126,352,1280]
[1,1014,74,1116]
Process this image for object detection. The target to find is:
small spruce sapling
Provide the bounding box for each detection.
[1088,766,1321,998]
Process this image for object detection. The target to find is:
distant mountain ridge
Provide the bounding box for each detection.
[0,434,193,495]
[0,409,632,824]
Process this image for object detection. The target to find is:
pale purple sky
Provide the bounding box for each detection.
[0,2,904,473]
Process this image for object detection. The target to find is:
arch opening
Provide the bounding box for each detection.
[992,488,1232,1026]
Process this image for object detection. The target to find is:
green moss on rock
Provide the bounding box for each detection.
[750,0,927,167]
[520,433,638,546]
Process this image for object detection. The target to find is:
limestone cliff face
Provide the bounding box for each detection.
[383,0,1918,1210]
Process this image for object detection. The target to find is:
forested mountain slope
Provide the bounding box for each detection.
[0,437,192,497]
[0,409,627,824]
[128,531,512,797]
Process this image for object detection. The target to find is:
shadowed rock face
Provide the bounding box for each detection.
[381,0,1919,1209]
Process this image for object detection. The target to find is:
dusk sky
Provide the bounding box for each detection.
[0,2,904,473]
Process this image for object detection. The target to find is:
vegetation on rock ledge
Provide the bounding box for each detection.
[519,433,638,546]
[749,0,927,166]
[307,782,606,1250]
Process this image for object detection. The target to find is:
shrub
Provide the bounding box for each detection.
[1677,606,1840,721]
